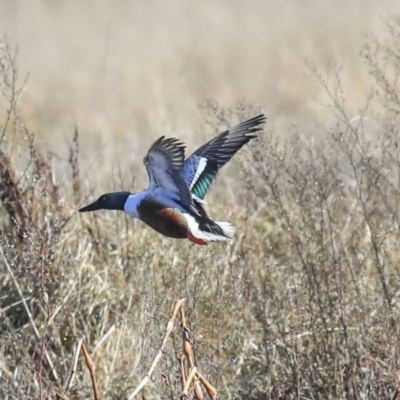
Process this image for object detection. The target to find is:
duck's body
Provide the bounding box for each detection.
[79,114,266,245]
[124,192,196,239]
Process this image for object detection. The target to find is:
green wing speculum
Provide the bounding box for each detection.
[190,161,218,200]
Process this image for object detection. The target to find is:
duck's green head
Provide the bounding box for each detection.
[79,191,131,212]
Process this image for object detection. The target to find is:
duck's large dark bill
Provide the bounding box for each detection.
[79,201,99,212]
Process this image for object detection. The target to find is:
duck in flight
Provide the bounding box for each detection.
[79,114,266,245]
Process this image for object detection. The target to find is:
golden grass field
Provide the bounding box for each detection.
[1,1,400,399]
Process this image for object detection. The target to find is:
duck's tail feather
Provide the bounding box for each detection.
[183,213,234,243]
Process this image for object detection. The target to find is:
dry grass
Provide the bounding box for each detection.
[1,3,400,399]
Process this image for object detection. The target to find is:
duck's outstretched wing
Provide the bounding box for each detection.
[144,136,198,214]
[182,114,266,200]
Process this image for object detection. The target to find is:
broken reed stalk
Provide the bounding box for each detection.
[127,298,186,399]
[128,298,217,400]
[81,342,102,400]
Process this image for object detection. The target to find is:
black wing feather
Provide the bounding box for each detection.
[187,114,266,199]
[144,136,186,171]
[193,114,266,166]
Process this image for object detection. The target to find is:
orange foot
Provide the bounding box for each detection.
[187,232,207,245]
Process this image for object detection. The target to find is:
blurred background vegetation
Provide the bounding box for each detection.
[1,1,400,399]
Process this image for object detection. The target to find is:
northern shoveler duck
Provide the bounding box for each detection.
[79,114,266,244]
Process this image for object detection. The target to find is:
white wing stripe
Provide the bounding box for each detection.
[191,193,207,204]
[189,157,207,189]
